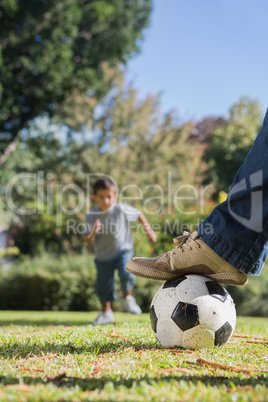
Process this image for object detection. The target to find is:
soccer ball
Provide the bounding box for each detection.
[150,274,236,349]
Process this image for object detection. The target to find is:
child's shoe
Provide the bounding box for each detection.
[92,310,114,325]
[120,295,142,314]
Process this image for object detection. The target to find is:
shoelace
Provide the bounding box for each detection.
[165,231,201,257]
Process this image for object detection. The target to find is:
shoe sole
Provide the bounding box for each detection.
[126,260,248,286]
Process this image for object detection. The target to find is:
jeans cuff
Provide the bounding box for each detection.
[196,223,262,275]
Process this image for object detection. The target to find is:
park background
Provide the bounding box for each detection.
[0,0,268,317]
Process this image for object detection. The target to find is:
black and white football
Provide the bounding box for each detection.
[150,274,236,349]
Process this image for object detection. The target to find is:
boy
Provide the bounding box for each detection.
[85,177,157,325]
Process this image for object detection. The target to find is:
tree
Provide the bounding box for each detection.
[0,68,206,255]
[203,98,263,196]
[0,114,91,254]
[75,69,205,217]
[0,0,152,161]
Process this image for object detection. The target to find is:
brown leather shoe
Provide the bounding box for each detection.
[126,231,248,286]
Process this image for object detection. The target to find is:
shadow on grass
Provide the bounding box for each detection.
[0,313,149,327]
[0,341,161,359]
[0,373,267,391]
[0,319,92,327]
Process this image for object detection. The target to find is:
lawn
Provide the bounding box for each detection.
[0,311,267,401]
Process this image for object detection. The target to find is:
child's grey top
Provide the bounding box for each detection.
[85,203,140,261]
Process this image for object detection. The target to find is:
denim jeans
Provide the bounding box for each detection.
[95,249,135,302]
[197,108,268,276]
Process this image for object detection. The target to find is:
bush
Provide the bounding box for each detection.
[226,262,268,317]
[0,253,160,312]
[0,253,99,311]
[0,253,267,316]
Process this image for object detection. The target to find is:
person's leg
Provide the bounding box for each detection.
[197,108,268,276]
[95,258,117,305]
[116,250,142,314]
[101,301,112,312]
[126,109,268,285]
[117,250,135,293]
[92,258,116,324]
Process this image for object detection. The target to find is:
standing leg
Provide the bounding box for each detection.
[92,258,116,325]
[117,250,142,314]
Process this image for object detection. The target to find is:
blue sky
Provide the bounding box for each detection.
[128,0,267,121]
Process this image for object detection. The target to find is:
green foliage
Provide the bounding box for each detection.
[0,0,152,155]
[227,261,268,317]
[0,115,87,254]
[133,276,160,312]
[1,253,268,316]
[0,253,99,311]
[0,246,19,258]
[78,70,204,191]
[203,98,263,196]
[0,70,209,255]
[0,252,160,312]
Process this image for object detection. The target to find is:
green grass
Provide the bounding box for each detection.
[0,311,267,401]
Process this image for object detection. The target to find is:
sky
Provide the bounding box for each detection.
[127,0,268,121]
